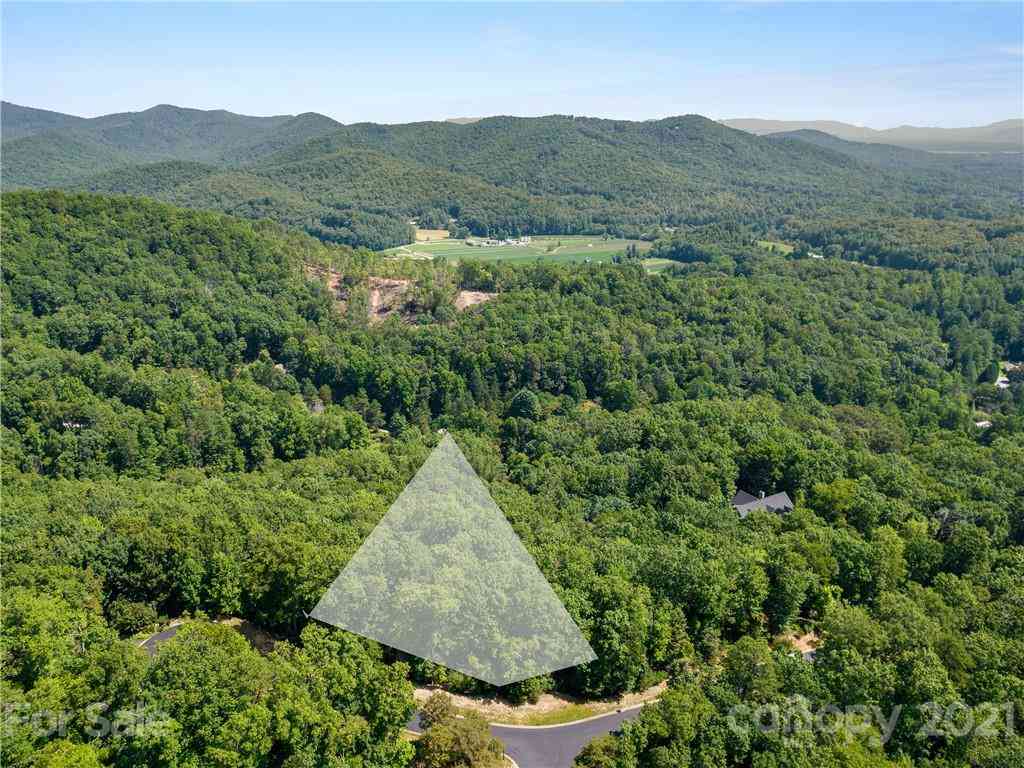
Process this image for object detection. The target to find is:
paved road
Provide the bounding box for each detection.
[408,705,648,768]
[139,623,184,656]
[493,709,645,768]
[143,625,646,768]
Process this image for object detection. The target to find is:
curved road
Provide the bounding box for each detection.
[408,706,648,768]
[139,623,185,655]
[142,624,647,768]
[495,709,645,768]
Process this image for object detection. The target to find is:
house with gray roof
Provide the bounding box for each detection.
[731,489,794,518]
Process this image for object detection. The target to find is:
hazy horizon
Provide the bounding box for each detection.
[3,3,1021,129]
[5,99,1021,133]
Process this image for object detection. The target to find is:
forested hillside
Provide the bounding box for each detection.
[649,214,1024,280]
[4,102,1020,250]
[2,191,1023,767]
[769,130,1024,200]
[1,101,343,165]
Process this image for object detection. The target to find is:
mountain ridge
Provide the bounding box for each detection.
[1,100,344,165]
[724,117,1023,152]
[3,101,1020,250]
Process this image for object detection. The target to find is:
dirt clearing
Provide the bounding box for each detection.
[413,680,666,726]
[416,228,450,242]
[455,290,497,310]
[368,277,413,322]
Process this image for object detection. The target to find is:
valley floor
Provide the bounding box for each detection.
[385,235,651,264]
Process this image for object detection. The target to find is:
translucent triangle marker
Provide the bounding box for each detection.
[311,433,596,685]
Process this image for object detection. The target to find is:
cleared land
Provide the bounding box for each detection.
[305,265,495,322]
[415,228,450,242]
[385,235,651,265]
[756,239,795,254]
[413,681,666,727]
[641,258,677,274]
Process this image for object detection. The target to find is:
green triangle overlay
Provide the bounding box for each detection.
[311,434,596,685]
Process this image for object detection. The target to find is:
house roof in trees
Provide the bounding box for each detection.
[732,490,794,519]
[731,490,758,506]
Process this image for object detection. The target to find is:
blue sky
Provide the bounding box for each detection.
[3,2,1021,127]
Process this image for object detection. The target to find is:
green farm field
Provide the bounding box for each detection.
[384,235,651,264]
